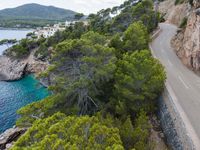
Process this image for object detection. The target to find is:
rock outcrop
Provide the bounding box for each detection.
[0,49,48,81]
[171,0,200,70]
[159,0,190,26]
[0,56,27,81]
[0,127,26,150]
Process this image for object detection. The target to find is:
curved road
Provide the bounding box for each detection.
[151,23,200,147]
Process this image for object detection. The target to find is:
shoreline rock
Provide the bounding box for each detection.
[0,49,48,82]
[0,127,27,150]
[0,56,27,81]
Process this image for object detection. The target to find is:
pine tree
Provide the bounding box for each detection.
[113,50,166,116]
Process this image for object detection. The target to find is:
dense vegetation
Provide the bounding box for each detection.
[12,113,124,150]
[5,38,45,58]
[10,0,166,149]
[0,3,78,28]
[34,22,88,60]
[179,17,188,28]
[0,19,59,28]
[89,0,160,34]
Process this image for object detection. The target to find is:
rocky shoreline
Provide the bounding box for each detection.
[0,127,27,150]
[0,56,27,81]
[0,49,48,82]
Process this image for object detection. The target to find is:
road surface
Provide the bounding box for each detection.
[150,23,200,147]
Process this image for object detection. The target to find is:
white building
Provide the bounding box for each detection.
[34,24,65,39]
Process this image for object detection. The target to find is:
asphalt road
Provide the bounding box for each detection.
[150,23,200,147]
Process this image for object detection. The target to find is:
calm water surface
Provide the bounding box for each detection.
[0,75,49,133]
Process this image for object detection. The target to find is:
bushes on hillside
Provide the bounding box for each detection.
[12,113,124,150]
[179,17,188,28]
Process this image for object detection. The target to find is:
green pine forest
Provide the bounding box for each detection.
[9,0,166,149]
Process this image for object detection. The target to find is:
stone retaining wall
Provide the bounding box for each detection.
[158,87,195,150]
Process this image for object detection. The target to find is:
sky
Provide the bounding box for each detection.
[0,0,126,15]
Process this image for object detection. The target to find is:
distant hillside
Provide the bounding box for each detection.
[0,3,79,28]
[0,3,77,20]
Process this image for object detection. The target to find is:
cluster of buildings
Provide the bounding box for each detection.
[33,23,65,39]
[33,20,88,39]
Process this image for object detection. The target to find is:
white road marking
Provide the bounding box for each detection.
[178,75,189,89]
[149,44,157,58]
[152,28,162,38]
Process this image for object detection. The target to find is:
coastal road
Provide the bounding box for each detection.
[150,23,200,147]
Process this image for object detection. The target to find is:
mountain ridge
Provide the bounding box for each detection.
[0,3,80,28]
[0,3,78,21]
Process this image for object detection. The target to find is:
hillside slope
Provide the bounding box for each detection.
[0,3,77,20]
[0,3,78,28]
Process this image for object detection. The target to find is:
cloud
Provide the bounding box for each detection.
[0,0,126,15]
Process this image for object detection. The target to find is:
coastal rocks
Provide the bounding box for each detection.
[0,127,26,150]
[25,60,48,75]
[26,60,49,87]
[0,48,48,81]
[0,56,27,81]
[171,2,200,70]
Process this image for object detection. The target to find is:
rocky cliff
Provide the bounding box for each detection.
[171,1,200,70]
[161,0,200,71]
[0,56,27,81]
[159,0,190,26]
[0,49,48,81]
[0,127,26,150]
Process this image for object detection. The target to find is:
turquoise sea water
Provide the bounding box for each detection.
[0,75,49,133]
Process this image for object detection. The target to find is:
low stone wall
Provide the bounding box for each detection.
[158,86,195,150]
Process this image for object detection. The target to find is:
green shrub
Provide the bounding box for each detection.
[175,0,185,5]
[12,113,124,150]
[179,17,188,28]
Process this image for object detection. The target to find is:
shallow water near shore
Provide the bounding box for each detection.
[0,75,49,133]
